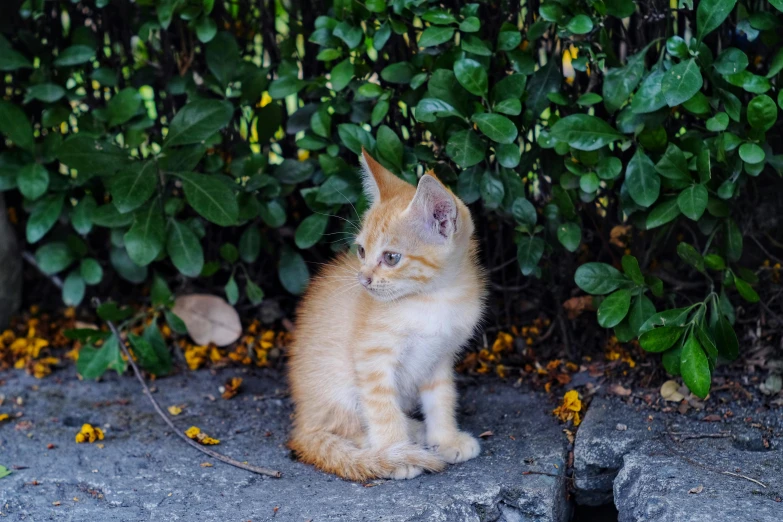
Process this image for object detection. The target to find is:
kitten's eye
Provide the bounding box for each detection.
[357,245,365,259]
[383,252,402,266]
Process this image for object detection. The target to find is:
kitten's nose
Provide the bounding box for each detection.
[358,273,372,287]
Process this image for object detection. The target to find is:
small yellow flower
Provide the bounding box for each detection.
[553,390,582,426]
[0,413,10,422]
[75,423,105,444]
[185,426,201,439]
[185,426,220,445]
[167,405,183,416]
[491,332,513,354]
[297,149,310,162]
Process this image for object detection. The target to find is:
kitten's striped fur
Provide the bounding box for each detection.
[287,150,486,480]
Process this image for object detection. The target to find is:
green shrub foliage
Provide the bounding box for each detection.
[1,0,781,392]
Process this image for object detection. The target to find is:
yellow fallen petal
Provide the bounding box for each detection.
[167,405,183,416]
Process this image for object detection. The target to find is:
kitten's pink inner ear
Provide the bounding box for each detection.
[361,148,401,203]
[408,174,457,241]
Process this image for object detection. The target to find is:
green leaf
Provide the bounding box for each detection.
[577,93,603,107]
[462,35,492,56]
[330,59,354,92]
[376,125,404,172]
[220,243,238,263]
[747,95,777,131]
[107,88,141,127]
[713,314,739,359]
[681,334,711,399]
[639,326,684,352]
[111,162,158,213]
[269,76,303,98]
[27,193,65,243]
[124,202,165,266]
[605,0,637,17]
[245,280,265,305]
[34,242,73,275]
[713,48,748,75]
[53,45,95,67]
[597,157,622,180]
[566,15,593,35]
[0,99,34,151]
[381,62,415,84]
[27,83,66,103]
[0,466,11,479]
[150,273,172,307]
[460,16,480,32]
[137,325,173,376]
[279,245,310,295]
[225,275,239,305]
[494,98,522,116]
[621,255,644,285]
[662,59,703,107]
[734,277,759,303]
[77,335,125,379]
[62,271,86,306]
[723,219,743,263]
[176,172,238,226]
[579,173,600,193]
[603,50,646,113]
[472,113,517,144]
[446,130,486,168]
[164,100,233,147]
[480,170,505,209]
[239,226,261,263]
[511,198,537,227]
[517,236,545,276]
[165,310,188,334]
[738,143,764,164]
[697,0,737,39]
[80,258,103,285]
[334,22,363,48]
[597,289,632,328]
[274,159,314,184]
[453,58,488,96]
[91,204,135,228]
[492,74,527,102]
[0,47,32,71]
[557,222,581,252]
[677,242,705,272]
[628,295,656,336]
[706,112,729,132]
[495,143,520,168]
[17,163,49,200]
[337,124,375,155]
[497,31,522,51]
[96,301,134,322]
[625,149,660,207]
[767,48,783,78]
[110,247,148,283]
[704,254,726,270]
[295,213,328,249]
[167,220,204,277]
[550,114,623,151]
[575,262,629,295]
[418,27,454,48]
[631,69,667,114]
[677,184,708,221]
[58,135,128,174]
[195,15,218,43]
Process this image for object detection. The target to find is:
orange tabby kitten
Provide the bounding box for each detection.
[287,150,486,481]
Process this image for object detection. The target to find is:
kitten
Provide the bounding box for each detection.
[287,150,486,480]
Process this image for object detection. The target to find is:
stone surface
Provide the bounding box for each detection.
[575,396,783,520]
[0,368,570,521]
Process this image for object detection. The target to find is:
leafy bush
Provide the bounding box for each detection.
[0,0,781,391]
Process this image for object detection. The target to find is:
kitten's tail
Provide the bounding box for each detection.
[288,431,445,481]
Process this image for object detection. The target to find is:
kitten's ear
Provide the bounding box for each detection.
[406,173,457,243]
[360,148,400,204]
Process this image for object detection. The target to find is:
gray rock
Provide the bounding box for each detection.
[0,195,21,329]
[575,396,783,520]
[0,368,570,521]
[615,440,783,522]
[573,397,666,505]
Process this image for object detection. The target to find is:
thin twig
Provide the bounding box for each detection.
[721,471,767,488]
[94,298,282,478]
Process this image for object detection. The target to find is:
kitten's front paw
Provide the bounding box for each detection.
[389,464,424,480]
[433,432,480,464]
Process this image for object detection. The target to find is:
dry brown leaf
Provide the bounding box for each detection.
[562,296,595,320]
[702,414,722,422]
[200,462,213,467]
[172,294,242,347]
[610,384,632,396]
[688,485,704,494]
[610,224,631,248]
[478,431,494,438]
[661,380,685,402]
